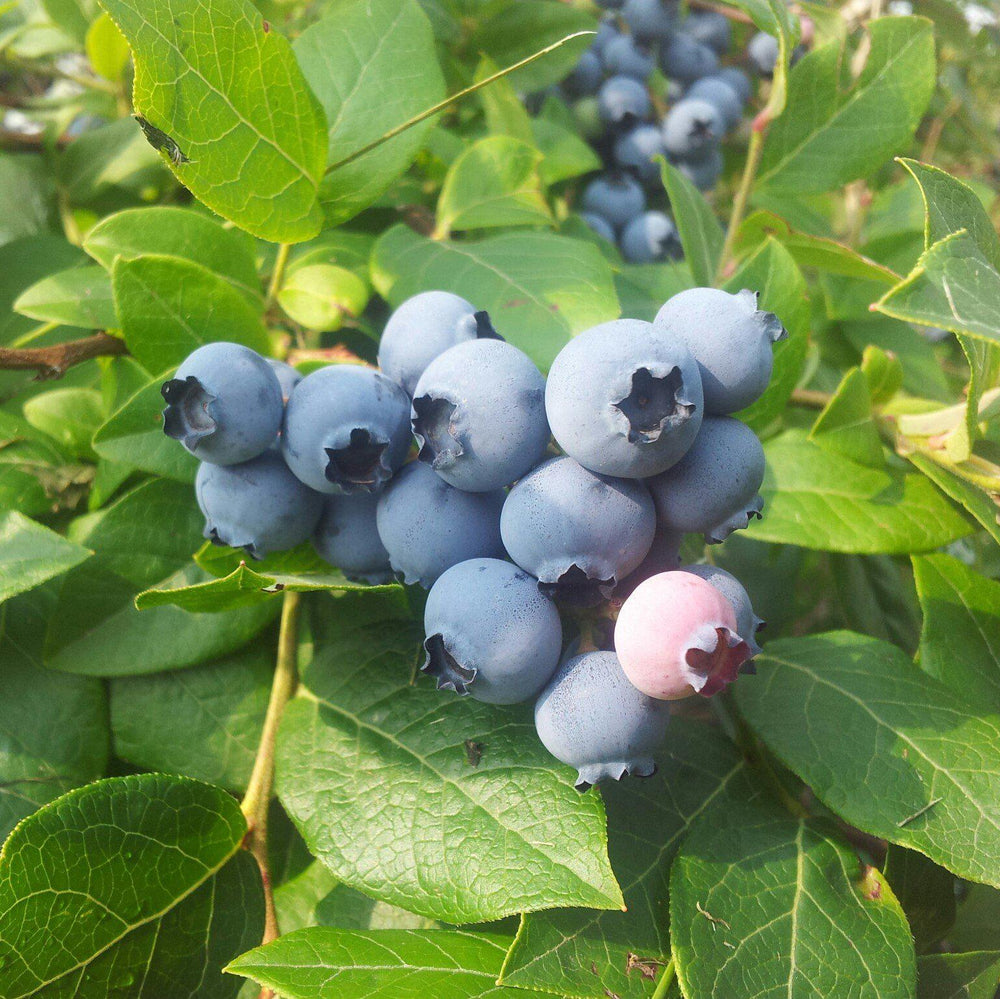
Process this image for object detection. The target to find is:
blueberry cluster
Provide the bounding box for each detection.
[162,286,785,790]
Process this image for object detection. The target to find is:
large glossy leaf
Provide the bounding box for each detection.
[294,0,445,227]
[371,225,619,371]
[671,792,915,998]
[736,632,1000,888]
[500,719,752,999]
[0,774,263,998]
[913,554,1000,711]
[275,596,623,924]
[98,0,327,241]
[0,511,91,603]
[659,159,723,287]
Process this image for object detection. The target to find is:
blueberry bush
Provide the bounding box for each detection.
[1,0,999,996]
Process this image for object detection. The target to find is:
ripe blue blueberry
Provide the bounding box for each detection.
[602,35,655,80]
[566,49,604,97]
[534,651,670,790]
[716,65,752,103]
[312,492,393,584]
[748,31,779,76]
[592,15,621,56]
[581,173,646,231]
[681,563,765,658]
[581,212,617,242]
[281,364,412,495]
[621,0,677,41]
[687,75,744,131]
[673,146,724,191]
[375,461,505,588]
[545,319,701,478]
[613,124,666,184]
[195,452,323,559]
[646,416,765,543]
[619,211,681,263]
[411,339,549,492]
[500,456,656,604]
[161,342,283,466]
[377,291,499,397]
[662,97,723,158]
[597,75,652,127]
[682,10,732,54]
[422,558,563,704]
[653,287,786,413]
[266,359,302,402]
[659,32,719,84]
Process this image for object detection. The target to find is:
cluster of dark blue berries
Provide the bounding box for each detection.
[162,287,785,789]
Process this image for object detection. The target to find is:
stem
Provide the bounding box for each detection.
[265,243,291,310]
[241,590,302,954]
[651,959,676,999]
[790,387,833,410]
[716,124,766,283]
[0,332,127,379]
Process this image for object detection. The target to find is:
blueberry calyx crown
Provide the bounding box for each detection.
[614,366,696,445]
[538,564,616,607]
[204,522,260,560]
[412,396,463,469]
[324,428,390,493]
[422,633,477,695]
[473,310,503,341]
[161,376,217,451]
[685,626,752,697]
[738,289,788,343]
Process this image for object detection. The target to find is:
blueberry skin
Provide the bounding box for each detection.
[659,32,719,84]
[621,0,677,41]
[672,145,724,191]
[646,416,765,543]
[653,287,787,413]
[662,97,723,158]
[534,651,670,790]
[581,174,647,231]
[602,35,655,80]
[619,211,681,263]
[592,15,621,57]
[312,492,393,584]
[566,49,604,97]
[748,31,779,76]
[411,339,549,492]
[681,563,765,656]
[501,456,656,604]
[161,342,283,466]
[716,65,753,103]
[545,319,701,477]
[266,359,302,402]
[422,558,563,704]
[597,75,652,128]
[613,124,666,184]
[581,212,617,243]
[687,76,744,131]
[281,364,412,495]
[377,291,498,396]
[682,10,732,54]
[375,461,506,588]
[196,452,323,559]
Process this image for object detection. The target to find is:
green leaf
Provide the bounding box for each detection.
[371,225,619,372]
[719,0,799,115]
[437,136,552,235]
[912,554,1000,712]
[758,17,936,193]
[112,254,270,373]
[0,511,91,603]
[44,478,278,676]
[614,259,695,324]
[500,718,751,999]
[294,0,445,228]
[40,0,97,43]
[84,206,260,301]
[906,453,1000,545]
[861,344,904,404]
[228,929,534,999]
[736,631,1000,889]
[532,116,601,186]
[0,773,264,998]
[92,374,199,483]
[14,265,116,330]
[22,387,104,460]
[917,952,1000,999]
[671,793,915,999]
[750,430,971,553]
[883,844,956,953]
[810,367,885,468]
[476,56,534,145]
[111,644,271,792]
[949,884,1000,952]
[0,155,53,248]
[659,158,724,287]
[277,264,369,332]
[85,11,128,81]
[828,554,921,653]
[99,0,327,242]
[275,599,623,923]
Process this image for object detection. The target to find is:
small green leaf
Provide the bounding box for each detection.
[14,265,116,330]
[277,264,369,332]
[917,952,1000,999]
[810,367,885,468]
[531,116,601,185]
[475,55,534,145]
[659,158,724,287]
[40,0,97,43]
[906,453,1000,546]
[0,156,52,249]
[23,386,104,460]
[84,10,128,80]
[736,632,1000,889]
[0,511,91,602]
[99,0,327,241]
[861,344,904,404]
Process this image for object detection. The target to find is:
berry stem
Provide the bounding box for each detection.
[716,124,766,284]
[241,589,302,968]
[651,958,676,999]
[266,242,291,311]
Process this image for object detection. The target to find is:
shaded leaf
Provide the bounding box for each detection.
[917,952,1000,999]
[659,158,723,288]
[0,511,90,603]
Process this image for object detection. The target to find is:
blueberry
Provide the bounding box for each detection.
[592,15,622,57]
[687,76,744,131]
[266,359,302,402]
[411,339,550,492]
[377,291,499,396]
[581,173,646,231]
[597,75,652,128]
[748,31,779,76]
[601,35,655,80]
[681,563,764,656]
[672,146,724,191]
[682,10,732,54]
[613,124,666,184]
[422,558,563,703]
[566,49,604,97]
[662,97,723,158]
[534,651,670,790]
[653,287,786,413]
[659,32,719,84]
[195,452,323,559]
[621,0,677,41]
[375,462,505,588]
[646,415,765,543]
[716,65,752,103]
[500,456,656,605]
[281,364,412,495]
[581,212,617,242]
[618,526,685,598]
[161,342,283,466]
[546,319,701,478]
[312,492,393,584]
[619,211,682,263]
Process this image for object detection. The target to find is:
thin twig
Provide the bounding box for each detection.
[265,243,290,311]
[790,387,833,410]
[0,332,127,379]
[650,959,677,999]
[716,122,767,283]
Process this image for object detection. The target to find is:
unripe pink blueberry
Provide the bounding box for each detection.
[614,571,751,699]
